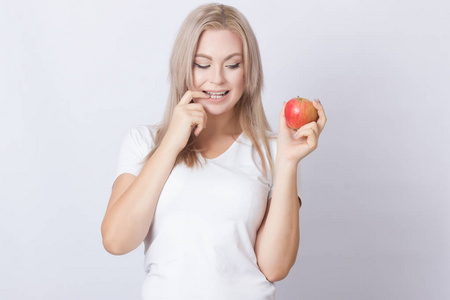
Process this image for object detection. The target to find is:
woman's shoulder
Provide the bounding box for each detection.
[128,124,158,138]
[124,124,160,154]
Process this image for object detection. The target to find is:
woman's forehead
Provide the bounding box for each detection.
[196,29,243,59]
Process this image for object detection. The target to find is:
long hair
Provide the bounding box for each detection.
[146,3,273,176]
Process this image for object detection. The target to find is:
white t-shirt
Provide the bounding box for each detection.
[115,124,299,300]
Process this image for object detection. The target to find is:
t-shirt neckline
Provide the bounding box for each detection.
[201,131,245,162]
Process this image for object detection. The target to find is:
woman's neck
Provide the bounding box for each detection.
[202,110,241,136]
[195,110,242,157]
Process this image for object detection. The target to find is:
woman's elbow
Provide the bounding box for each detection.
[102,237,128,255]
[101,224,132,255]
[264,268,290,283]
[259,261,292,282]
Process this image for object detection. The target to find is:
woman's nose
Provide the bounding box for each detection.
[210,66,225,85]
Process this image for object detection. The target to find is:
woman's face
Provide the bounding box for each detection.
[192,29,245,116]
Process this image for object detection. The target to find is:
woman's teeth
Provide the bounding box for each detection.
[204,91,229,99]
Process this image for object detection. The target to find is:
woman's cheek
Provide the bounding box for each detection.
[192,73,207,89]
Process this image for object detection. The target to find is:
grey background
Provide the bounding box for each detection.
[1,0,449,299]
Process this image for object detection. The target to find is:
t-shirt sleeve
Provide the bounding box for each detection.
[114,125,156,179]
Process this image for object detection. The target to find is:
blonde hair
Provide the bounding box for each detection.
[147,3,273,176]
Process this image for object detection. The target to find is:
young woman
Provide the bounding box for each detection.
[101,3,326,299]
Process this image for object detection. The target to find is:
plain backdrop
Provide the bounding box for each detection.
[1,0,449,299]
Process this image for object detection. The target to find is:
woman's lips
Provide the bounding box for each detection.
[203,90,229,98]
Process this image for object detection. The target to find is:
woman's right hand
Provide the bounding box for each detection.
[162,90,210,153]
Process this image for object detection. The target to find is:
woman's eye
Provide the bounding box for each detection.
[194,63,210,69]
[227,63,241,69]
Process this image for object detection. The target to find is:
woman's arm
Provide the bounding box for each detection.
[101,91,209,255]
[255,99,326,281]
[254,160,301,282]
[101,142,179,255]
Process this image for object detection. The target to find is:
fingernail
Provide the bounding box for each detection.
[293,131,299,139]
[314,99,321,104]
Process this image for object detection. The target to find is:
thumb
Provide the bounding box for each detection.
[279,102,289,131]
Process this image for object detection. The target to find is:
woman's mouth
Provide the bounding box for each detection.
[203,90,229,99]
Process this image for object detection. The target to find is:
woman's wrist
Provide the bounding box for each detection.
[274,156,298,183]
[275,154,299,171]
[158,138,183,161]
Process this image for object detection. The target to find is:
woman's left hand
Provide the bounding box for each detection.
[276,99,327,164]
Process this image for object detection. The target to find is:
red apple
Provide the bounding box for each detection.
[284,97,318,130]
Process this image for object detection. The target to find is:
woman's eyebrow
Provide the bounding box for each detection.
[195,53,242,61]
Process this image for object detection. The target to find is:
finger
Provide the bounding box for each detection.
[188,110,207,124]
[293,127,317,140]
[180,91,210,105]
[313,99,327,133]
[297,121,319,137]
[185,103,206,112]
[186,103,207,128]
[194,124,204,136]
[279,101,286,120]
[179,91,194,105]
[294,128,318,149]
[279,102,290,131]
[191,115,207,136]
[191,91,210,100]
